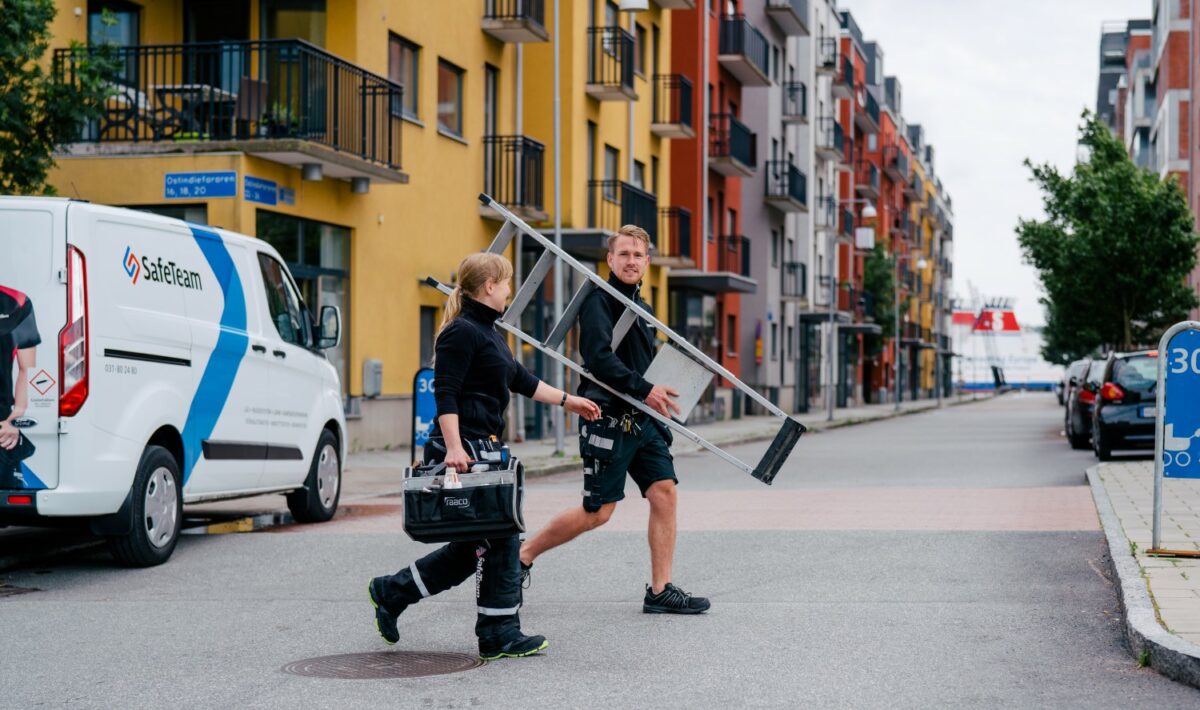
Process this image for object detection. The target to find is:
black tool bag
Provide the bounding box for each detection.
[402,456,525,543]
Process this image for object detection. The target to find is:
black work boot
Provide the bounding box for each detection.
[643,582,711,614]
[479,632,549,661]
[368,577,403,644]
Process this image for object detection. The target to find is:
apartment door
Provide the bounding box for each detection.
[185,0,250,94]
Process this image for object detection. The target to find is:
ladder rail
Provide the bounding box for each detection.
[479,193,790,420]
[425,276,754,476]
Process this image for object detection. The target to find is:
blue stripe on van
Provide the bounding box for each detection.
[17,463,47,490]
[180,226,249,485]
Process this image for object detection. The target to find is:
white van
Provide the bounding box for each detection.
[0,199,347,566]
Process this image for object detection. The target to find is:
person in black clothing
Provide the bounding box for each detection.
[369,253,600,660]
[1,285,41,488]
[520,225,711,614]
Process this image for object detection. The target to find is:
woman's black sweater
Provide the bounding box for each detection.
[431,296,540,441]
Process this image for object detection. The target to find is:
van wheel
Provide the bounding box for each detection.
[108,446,182,567]
[287,430,340,523]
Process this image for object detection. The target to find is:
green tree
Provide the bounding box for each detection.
[1017,111,1199,363]
[0,0,115,195]
[860,243,896,356]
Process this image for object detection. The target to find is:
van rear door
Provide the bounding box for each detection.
[0,201,65,490]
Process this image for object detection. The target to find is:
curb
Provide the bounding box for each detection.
[1086,465,1200,687]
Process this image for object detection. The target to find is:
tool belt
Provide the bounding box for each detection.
[402,440,525,544]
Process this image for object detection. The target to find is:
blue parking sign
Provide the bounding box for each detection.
[1162,328,1200,478]
[411,368,436,462]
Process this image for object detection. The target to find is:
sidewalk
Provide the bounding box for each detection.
[1088,461,1200,687]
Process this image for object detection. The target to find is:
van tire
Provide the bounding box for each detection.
[108,446,183,567]
[287,430,340,523]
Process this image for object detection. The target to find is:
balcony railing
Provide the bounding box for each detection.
[651,74,694,138]
[587,27,636,100]
[55,39,403,170]
[588,180,658,242]
[709,113,757,173]
[815,193,837,230]
[841,207,853,237]
[890,210,911,238]
[856,89,880,132]
[782,261,806,298]
[815,115,844,158]
[883,144,909,181]
[765,160,807,211]
[659,206,692,260]
[766,0,810,36]
[781,81,807,122]
[832,55,854,97]
[718,234,750,276]
[855,161,879,197]
[483,135,545,219]
[908,171,923,198]
[817,37,838,73]
[481,0,549,43]
[718,15,771,86]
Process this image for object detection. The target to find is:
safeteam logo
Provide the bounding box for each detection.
[123,246,141,284]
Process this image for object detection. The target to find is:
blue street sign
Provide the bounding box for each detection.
[411,367,436,462]
[278,187,295,205]
[244,176,277,205]
[1162,328,1200,478]
[164,171,236,199]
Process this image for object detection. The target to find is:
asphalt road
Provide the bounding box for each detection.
[3,393,1198,708]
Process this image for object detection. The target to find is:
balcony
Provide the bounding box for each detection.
[815,116,844,161]
[854,89,880,133]
[564,179,658,260]
[56,39,406,185]
[481,0,549,43]
[781,81,807,123]
[890,210,911,240]
[651,74,695,139]
[883,144,909,181]
[855,161,879,199]
[832,55,853,99]
[840,208,854,238]
[481,135,546,223]
[709,113,757,177]
[587,27,636,101]
[782,261,807,299]
[814,193,837,231]
[764,160,808,213]
[766,0,810,36]
[718,234,751,277]
[906,171,923,199]
[718,15,771,87]
[658,206,694,265]
[817,37,838,74]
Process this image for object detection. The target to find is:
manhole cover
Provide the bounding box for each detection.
[0,584,39,599]
[281,651,482,679]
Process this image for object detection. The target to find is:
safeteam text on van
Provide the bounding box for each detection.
[134,252,203,291]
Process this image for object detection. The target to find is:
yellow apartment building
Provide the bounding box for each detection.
[45,1,682,448]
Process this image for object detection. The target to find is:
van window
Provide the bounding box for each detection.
[258,254,308,347]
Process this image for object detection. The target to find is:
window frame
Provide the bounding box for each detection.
[437,58,465,138]
[388,33,420,120]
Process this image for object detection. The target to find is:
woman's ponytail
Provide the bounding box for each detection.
[440,286,463,333]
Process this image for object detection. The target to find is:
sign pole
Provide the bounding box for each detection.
[1148,321,1200,557]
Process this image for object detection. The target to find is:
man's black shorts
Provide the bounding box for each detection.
[579,416,676,511]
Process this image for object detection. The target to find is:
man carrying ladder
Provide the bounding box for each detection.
[518,225,710,615]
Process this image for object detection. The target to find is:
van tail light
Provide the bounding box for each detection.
[1100,382,1126,402]
[1079,389,1096,405]
[59,245,89,417]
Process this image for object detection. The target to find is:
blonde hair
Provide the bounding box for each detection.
[607,224,652,253]
[440,252,514,333]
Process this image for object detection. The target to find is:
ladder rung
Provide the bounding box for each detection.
[544,280,596,349]
[610,306,639,350]
[502,249,555,326]
[487,220,518,255]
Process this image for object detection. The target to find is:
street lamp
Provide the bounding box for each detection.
[826,200,876,422]
[893,251,927,412]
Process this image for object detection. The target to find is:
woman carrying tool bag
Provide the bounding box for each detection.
[369,252,600,660]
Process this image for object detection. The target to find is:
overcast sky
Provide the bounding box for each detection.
[842,0,1147,326]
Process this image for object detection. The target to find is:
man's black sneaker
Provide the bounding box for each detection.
[368,577,400,645]
[643,583,711,614]
[479,633,549,661]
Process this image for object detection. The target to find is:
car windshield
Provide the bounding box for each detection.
[1113,356,1157,393]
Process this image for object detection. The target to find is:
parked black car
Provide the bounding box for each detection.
[1063,358,1095,449]
[1091,350,1159,460]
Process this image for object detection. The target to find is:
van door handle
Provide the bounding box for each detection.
[251,344,267,354]
[273,349,287,359]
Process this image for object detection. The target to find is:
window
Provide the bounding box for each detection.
[419,306,437,367]
[263,0,326,46]
[726,207,737,236]
[651,156,659,195]
[603,145,620,200]
[771,323,779,361]
[787,324,794,361]
[634,24,647,76]
[772,46,780,83]
[652,25,660,76]
[606,0,619,27]
[633,160,646,190]
[89,1,139,82]
[867,133,877,151]
[706,197,714,242]
[389,34,419,118]
[727,314,737,356]
[258,253,308,348]
[484,64,499,137]
[771,229,780,267]
[437,59,464,137]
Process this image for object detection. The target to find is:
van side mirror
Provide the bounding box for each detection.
[316,305,341,350]
[1069,376,1079,387]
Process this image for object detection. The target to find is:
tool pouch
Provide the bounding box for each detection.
[579,419,622,512]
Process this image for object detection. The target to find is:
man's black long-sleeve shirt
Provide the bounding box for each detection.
[432,296,540,441]
[577,273,657,411]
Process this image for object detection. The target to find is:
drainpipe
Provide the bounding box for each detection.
[514,43,526,442]
[552,0,565,454]
[701,4,710,273]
